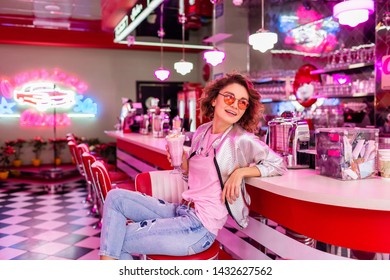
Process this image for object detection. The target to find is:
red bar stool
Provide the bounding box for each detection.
[68,141,93,205]
[89,160,135,228]
[135,170,220,260]
[80,151,130,187]
[77,144,99,215]
[90,160,135,202]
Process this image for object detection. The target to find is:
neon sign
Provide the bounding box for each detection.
[14,82,76,112]
[130,4,143,21]
[381,55,390,90]
[277,6,340,54]
[0,97,16,114]
[20,108,71,127]
[73,95,97,115]
[0,68,97,127]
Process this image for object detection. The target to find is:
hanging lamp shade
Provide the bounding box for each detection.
[333,0,374,27]
[248,0,278,53]
[154,67,170,81]
[174,60,193,75]
[154,4,170,81]
[174,10,193,75]
[203,2,225,67]
[203,49,226,66]
[249,29,278,53]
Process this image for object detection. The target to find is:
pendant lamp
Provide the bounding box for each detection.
[333,0,374,27]
[174,8,193,75]
[248,0,278,53]
[203,1,225,66]
[154,3,170,81]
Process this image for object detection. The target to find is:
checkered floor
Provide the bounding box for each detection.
[0,178,102,260]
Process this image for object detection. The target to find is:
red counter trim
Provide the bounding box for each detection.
[247,185,390,253]
[117,139,172,170]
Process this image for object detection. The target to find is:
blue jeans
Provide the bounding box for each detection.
[99,189,216,260]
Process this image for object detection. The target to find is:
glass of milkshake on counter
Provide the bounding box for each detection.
[166,131,186,174]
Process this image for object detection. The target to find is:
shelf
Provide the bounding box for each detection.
[260,98,289,103]
[310,62,374,75]
[312,92,374,99]
[253,77,292,84]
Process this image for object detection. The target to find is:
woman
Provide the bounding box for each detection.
[99,73,286,260]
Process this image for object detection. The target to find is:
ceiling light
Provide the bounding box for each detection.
[333,0,374,27]
[249,30,278,53]
[154,4,170,81]
[232,0,243,6]
[174,11,193,75]
[44,5,61,11]
[248,0,278,52]
[33,19,70,29]
[174,60,193,75]
[203,49,226,66]
[203,2,225,66]
[154,67,170,81]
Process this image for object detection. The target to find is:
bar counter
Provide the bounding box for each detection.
[106,130,390,257]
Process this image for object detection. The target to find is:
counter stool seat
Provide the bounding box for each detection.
[98,161,116,171]
[107,170,129,182]
[112,181,135,192]
[146,241,220,260]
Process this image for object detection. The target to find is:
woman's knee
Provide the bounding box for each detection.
[105,188,130,207]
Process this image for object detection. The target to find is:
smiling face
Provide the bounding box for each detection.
[211,83,249,133]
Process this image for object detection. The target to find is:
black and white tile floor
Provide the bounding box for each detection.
[0,178,101,260]
[2,176,387,261]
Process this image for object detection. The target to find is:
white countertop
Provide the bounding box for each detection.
[105,130,191,154]
[246,170,390,211]
[106,130,390,212]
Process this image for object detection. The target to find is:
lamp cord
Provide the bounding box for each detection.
[212,2,216,49]
[261,0,264,30]
[159,3,164,68]
[182,15,185,60]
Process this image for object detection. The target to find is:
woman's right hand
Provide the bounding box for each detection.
[166,145,188,174]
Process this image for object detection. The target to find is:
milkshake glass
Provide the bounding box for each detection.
[166,132,185,174]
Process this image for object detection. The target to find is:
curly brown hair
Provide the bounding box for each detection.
[200,72,264,133]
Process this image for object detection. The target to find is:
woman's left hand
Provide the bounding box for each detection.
[222,169,243,204]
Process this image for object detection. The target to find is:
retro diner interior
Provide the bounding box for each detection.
[0,0,389,260]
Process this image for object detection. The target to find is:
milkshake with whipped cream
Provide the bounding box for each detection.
[166,133,185,173]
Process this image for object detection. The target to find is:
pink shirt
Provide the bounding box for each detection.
[182,131,228,235]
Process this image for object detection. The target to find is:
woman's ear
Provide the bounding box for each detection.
[212,99,216,107]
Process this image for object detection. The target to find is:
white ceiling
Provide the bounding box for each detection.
[0,0,101,31]
[0,0,101,21]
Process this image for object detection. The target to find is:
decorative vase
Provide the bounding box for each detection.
[55,158,61,166]
[0,170,9,180]
[32,159,41,167]
[13,159,22,167]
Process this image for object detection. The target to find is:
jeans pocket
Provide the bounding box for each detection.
[188,232,216,255]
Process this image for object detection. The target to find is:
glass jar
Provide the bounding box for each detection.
[328,107,344,128]
[313,108,328,129]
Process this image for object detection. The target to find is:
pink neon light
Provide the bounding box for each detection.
[20,109,71,127]
[296,6,322,25]
[0,79,14,99]
[333,73,351,85]
[10,68,88,94]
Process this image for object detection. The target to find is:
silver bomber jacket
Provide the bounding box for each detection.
[189,121,287,182]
